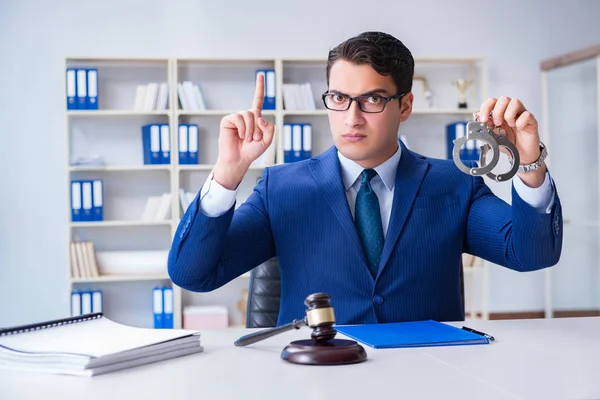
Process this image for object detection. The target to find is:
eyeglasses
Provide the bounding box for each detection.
[321,91,405,113]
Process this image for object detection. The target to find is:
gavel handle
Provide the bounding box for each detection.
[234,318,307,347]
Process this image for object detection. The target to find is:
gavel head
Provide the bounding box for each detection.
[304,293,337,342]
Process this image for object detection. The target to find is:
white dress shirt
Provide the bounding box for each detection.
[198,146,556,231]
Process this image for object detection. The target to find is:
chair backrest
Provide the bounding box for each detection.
[245,258,466,328]
[245,257,281,328]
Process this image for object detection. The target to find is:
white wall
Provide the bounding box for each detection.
[1,0,600,326]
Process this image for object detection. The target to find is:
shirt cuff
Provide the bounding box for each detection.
[198,171,238,217]
[512,171,555,214]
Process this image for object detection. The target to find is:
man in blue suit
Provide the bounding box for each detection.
[168,32,562,325]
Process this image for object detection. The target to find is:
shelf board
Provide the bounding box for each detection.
[176,57,276,64]
[281,58,327,63]
[414,57,484,63]
[175,109,475,117]
[70,220,173,228]
[283,110,328,116]
[178,164,267,171]
[70,274,170,283]
[67,110,170,117]
[177,110,276,117]
[67,57,170,63]
[282,109,477,116]
[69,165,171,172]
[412,108,478,115]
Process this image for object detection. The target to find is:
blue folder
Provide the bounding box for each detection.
[335,320,490,349]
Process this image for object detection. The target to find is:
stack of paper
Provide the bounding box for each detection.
[0,314,202,377]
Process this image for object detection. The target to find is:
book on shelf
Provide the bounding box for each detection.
[141,193,172,221]
[70,241,100,279]
[282,82,316,110]
[251,140,276,167]
[0,313,202,377]
[177,81,206,111]
[179,189,197,213]
[133,82,169,111]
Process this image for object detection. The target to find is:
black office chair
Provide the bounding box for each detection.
[246,257,281,328]
[245,257,466,328]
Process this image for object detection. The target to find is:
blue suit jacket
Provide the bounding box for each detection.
[168,141,562,325]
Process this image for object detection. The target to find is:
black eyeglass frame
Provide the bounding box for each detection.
[321,91,406,113]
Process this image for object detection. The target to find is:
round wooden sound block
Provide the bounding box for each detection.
[281,339,367,365]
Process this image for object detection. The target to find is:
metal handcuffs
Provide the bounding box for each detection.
[452,117,520,182]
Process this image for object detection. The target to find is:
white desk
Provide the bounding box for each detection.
[0,317,598,400]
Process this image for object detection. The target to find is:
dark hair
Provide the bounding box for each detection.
[326,31,414,93]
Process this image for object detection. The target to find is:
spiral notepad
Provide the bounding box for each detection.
[0,313,203,376]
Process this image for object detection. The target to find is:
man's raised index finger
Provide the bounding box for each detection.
[252,73,265,111]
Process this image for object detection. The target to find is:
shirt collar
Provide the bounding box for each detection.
[337,143,402,192]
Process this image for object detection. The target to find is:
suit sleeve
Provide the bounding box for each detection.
[167,168,275,291]
[464,172,563,271]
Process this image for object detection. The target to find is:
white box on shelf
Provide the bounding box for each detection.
[183,305,229,330]
[95,250,169,275]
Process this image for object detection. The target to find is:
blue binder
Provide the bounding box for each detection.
[86,68,98,110]
[187,124,198,164]
[92,179,103,221]
[335,320,490,349]
[142,124,161,165]
[81,180,93,221]
[152,287,163,329]
[160,123,171,164]
[292,124,302,162]
[70,291,82,317]
[70,180,82,221]
[264,69,276,110]
[162,288,174,329]
[446,121,476,162]
[283,124,292,163]
[178,124,189,165]
[80,291,93,315]
[66,68,77,110]
[91,290,103,313]
[301,123,312,160]
[76,69,88,109]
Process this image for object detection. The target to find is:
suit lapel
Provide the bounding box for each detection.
[377,144,429,277]
[308,148,368,268]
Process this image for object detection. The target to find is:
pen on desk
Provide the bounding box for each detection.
[461,326,495,341]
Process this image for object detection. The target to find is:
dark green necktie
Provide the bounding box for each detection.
[355,169,384,278]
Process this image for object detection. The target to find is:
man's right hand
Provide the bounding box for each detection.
[213,73,276,190]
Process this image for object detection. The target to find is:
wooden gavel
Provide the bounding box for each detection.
[234,293,337,346]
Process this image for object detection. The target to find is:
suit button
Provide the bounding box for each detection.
[372,295,383,305]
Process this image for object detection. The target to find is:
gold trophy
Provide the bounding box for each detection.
[454,79,473,109]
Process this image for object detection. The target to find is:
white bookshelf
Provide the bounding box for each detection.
[70,220,173,228]
[69,165,170,172]
[65,56,489,329]
[177,110,277,117]
[70,274,171,284]
[67,110,170,117]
